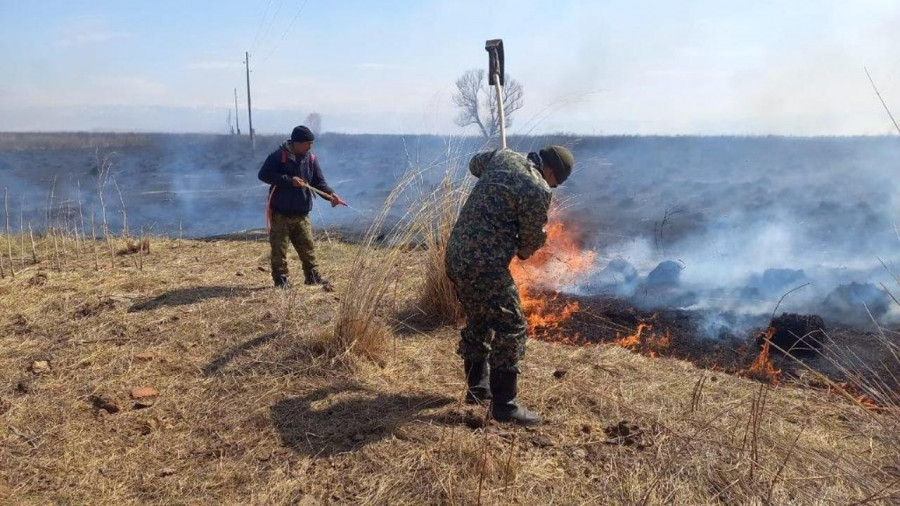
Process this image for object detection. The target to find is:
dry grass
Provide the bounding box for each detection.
[330,141,472,364]
[0,233,898,505]
[329,166,429,366]
[412,151,472,324]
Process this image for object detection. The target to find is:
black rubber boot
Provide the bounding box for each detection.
[273,275,292,289]
[464,359,491,404]
[304,269,329,286]
[490,369,542,427]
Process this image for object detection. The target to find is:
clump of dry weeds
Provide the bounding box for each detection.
[413,155,471,324]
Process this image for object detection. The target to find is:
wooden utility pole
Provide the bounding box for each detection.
[245,51,255,148]
[233,88,241,135]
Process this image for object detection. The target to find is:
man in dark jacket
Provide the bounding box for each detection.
[258,125,341,288]
[445,145,574,426]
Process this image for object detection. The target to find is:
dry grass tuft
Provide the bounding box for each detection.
[413,151,472,324]
[328,165,430,366]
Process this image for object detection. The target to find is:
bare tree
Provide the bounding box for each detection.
[306,112,323,136]
[451,69,524,138]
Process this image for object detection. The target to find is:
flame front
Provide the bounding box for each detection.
[511,217,595,342]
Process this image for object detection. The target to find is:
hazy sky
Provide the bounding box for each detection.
[2,0,899,135]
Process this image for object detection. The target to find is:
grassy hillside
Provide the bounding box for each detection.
[0,236,898,505]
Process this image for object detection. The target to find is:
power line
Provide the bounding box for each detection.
[249,0,276,54]
[257,0,311,67]
[252,0,288,58]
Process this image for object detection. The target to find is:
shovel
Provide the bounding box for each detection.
[485,39,506,149]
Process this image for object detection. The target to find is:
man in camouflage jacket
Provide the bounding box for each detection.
[445,145,574,426]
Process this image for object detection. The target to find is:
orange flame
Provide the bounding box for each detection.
[511,216,595,341]
[744,328,781,384]
[616,323,649,349]
[614,317,672,356]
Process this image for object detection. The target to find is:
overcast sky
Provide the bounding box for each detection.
[2,0,899,135]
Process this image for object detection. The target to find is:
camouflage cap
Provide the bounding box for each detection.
[539,145,574,185]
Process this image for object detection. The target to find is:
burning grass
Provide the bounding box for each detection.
[511,213,596,343]
[1,234,898,504]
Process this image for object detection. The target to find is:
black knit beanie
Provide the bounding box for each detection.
[290,125,315,143]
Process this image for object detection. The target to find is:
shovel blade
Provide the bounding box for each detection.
[485,39,505,86]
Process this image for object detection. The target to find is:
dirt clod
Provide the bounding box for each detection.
[138,418,159,435]
[15,380,31,394]
[90,394,121,414]
[131,387,159,407]
[135,351,155,362]
[531,434,555,448]
[131,386,159,399]
[553,369,568,379]
[604,421,652,449]
[29,360,50,375]
[27,273,48,287]
[9,314,30,335]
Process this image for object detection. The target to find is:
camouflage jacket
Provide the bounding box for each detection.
[446,149,552,273]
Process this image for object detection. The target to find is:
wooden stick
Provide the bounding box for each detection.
[106,223,115,269]
[77,181,87,255]
[72,216,81,261]
[47,179,57,269]
[112,177,128,238]
[52,229,60,270]
[5,188,14,277]
[61,207,69,267]
[19,201,26,269]
[28,223,37,264]
[90,211,98,271]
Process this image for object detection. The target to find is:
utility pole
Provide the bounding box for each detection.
[245,51,255,148]
[233,87,241,135]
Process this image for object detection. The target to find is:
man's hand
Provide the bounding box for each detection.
[329,193,342,207]
[291,177,307,188]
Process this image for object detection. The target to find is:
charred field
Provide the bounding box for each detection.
[525,290,900,397]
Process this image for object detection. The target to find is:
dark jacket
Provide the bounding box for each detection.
[258,144,334,216]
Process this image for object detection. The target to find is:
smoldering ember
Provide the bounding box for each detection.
[2,3,900,505]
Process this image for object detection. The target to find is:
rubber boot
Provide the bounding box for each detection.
[273,275,292,289]
[464,359,491,404]
[490,369,542,427]
[304,269,329,286]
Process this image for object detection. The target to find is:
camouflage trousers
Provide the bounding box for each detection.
[269,212,318,279]
[447,265,528,372]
